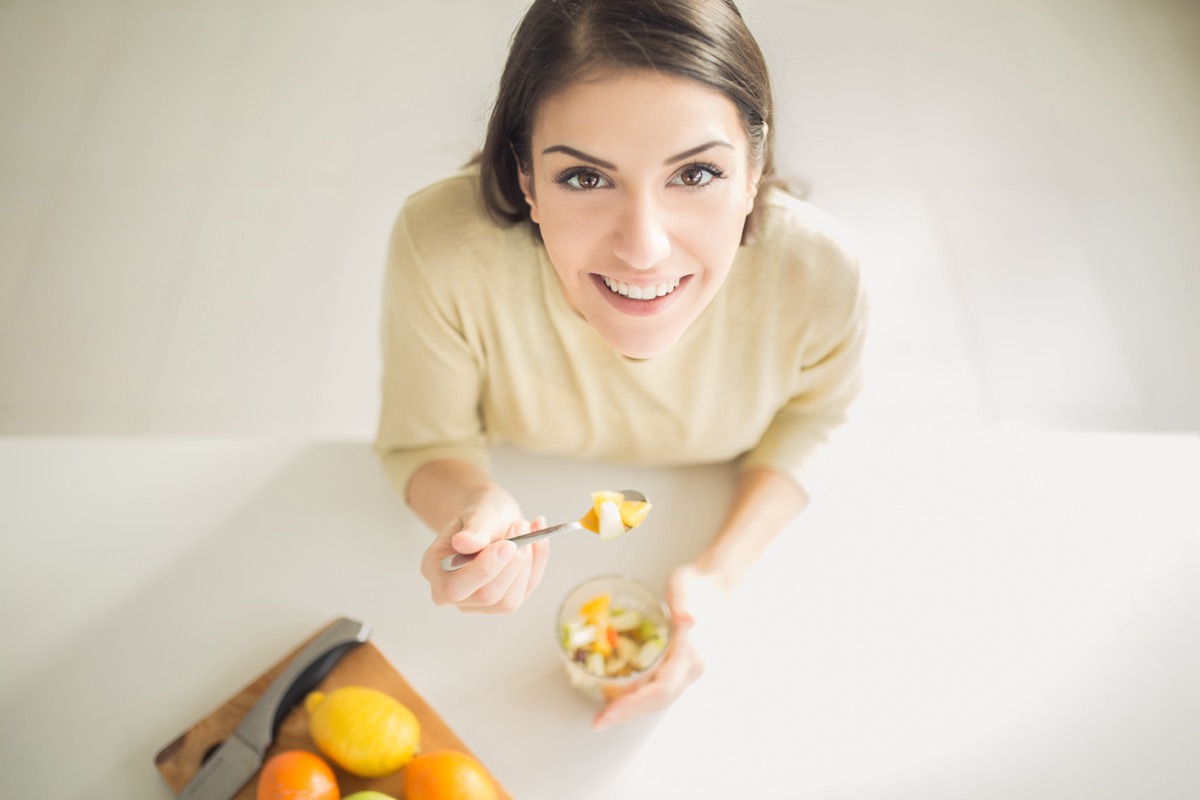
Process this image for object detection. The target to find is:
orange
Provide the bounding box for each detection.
[256,750,339,800]
[404,750,499,800]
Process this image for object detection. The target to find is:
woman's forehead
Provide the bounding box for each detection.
[530,70,747,155]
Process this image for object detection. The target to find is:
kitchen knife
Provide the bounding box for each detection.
[176,617,370,800]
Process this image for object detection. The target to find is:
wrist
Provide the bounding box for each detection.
[687,552,740,595]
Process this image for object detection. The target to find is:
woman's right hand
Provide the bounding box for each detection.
[418,504,550,614]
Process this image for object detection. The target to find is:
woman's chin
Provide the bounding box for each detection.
[600,327,684,361]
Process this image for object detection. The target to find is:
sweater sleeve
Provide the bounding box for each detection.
[373,202,490,501]
[738,239,870,488]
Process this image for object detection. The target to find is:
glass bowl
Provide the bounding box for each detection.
[556,575,672,703]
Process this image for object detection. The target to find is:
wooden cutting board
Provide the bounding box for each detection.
[154,619,510,799]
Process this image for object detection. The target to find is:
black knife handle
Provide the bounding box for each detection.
[270,641,359,737]
[233,617,370,754]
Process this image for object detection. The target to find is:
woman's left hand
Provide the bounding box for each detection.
[591,564,720,730]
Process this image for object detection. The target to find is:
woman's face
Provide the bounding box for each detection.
[519,70,762,359]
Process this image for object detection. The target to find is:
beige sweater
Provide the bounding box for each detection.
[375,168,868,497]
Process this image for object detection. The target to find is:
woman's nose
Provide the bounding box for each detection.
[612,194,671,269]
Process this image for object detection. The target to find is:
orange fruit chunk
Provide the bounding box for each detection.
[578,506,600,533]
[579,592,611,627]
[256,750,339,800]
[404,750,499,800]
[618,499,651,529]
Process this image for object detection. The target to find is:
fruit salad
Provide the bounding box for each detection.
[578,491,652,540]
[560,590,669,681]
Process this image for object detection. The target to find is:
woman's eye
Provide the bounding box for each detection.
[559,169,610,190]
[671,164,723,188]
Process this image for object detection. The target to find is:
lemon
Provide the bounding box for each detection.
[305,686,420,777]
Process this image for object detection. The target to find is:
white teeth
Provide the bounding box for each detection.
[602,276,682,300]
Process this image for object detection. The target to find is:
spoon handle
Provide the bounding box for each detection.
[440,520,584,572]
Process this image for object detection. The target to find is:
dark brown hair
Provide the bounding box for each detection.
[476,0,781,241]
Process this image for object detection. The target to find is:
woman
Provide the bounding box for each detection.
[375,0,867,729]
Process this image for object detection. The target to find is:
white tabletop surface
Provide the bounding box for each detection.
[2,427,1197,799]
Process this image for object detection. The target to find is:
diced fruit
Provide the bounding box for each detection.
[581,490,624,537]
[562,591,670,682]
[579,593,611,627]
[597,500,625,540]
[561,621,596,650]
[578,490,653,536]
[590,490,625,513]
[594,625,614,657]
[617,499,652,529]
[586,651,606,676]
[578,507,600,533]
[633,638,666,671]
[610,608,643,632]
[615,635,639,663]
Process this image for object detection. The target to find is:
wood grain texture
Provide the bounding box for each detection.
[154,620,509,799]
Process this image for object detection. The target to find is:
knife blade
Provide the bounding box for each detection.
[176,617,370,800]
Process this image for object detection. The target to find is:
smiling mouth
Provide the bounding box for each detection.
[601,275,683,300]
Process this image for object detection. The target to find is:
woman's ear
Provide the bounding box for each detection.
[747,121,768,213]
[517,165,540,224]
[746,173,763,215]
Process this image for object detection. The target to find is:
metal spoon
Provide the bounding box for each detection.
[440,489,649,572]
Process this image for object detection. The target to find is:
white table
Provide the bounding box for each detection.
[2,428,1197,799]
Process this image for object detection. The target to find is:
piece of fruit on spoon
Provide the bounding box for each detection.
[579,491,652,540]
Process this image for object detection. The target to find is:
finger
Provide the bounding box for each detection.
[462,542,533,613]
[524,539,550,601]
[450,525,494,555]
[436,538,518,604]
[593,681,673,730]
[665,569,696,626]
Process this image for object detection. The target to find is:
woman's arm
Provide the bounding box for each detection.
[689,467,809,595]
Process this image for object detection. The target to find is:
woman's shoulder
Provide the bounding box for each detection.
[396,166,501,254]
[388,164,535,280]
[755,187,868,273]
[736,186,870,326]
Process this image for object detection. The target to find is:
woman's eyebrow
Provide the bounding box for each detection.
[541,140,734,169]
[664,140,733,164]
[541,145,617,170]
